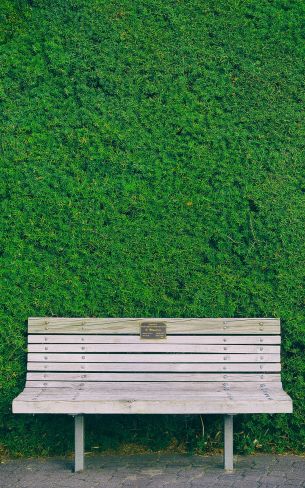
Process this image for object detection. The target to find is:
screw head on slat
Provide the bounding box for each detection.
[260,356,264,360]
[224,347,227,351]
[82,356,85,360]
[44,356,48,360]
[223,366,227,370]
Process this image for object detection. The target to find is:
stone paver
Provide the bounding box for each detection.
[0,454,304,488]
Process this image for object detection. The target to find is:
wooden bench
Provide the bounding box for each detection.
[12,317,292,472]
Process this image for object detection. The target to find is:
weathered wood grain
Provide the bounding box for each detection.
[28,317,280,334]
[14,383,291,399]
[26,372,281,382]
[12,394,293,415]
[22,381,285,390]
[24,381,286,392]
[27,362,281,372]
[28,334,281,345]
[27,353,280,363]
[28,344,280,354]
[19,390,287,400]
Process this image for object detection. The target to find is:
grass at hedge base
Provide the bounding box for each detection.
[0,0,304,456]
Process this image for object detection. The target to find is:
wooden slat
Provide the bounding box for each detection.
[12,384,293,415]
[16,382,290,397]
[27,362,281,372]
[20,392,288,402]
[26,372,281,382]
[28,335,281,345]
[28,317,280,334]
[21,381,281,388]
[24,380,285,390]
[28,344,280,354]
[13,397,293,414]
[27,353,280,363]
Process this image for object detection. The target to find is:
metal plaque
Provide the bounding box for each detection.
[140,322,167,339]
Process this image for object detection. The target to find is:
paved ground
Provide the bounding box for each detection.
[0,454,304,488]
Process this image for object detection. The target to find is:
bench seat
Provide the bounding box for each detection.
[13,381,292,414]
[12,317,293,472]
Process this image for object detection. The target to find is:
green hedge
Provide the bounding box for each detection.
[0,0,304,457]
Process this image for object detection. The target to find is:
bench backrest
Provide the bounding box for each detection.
[26,317,282,388]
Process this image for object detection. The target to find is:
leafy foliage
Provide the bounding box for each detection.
[0,0,304,456]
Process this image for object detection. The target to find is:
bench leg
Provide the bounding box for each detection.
[74,415,85,472]
[224,414,234,472]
